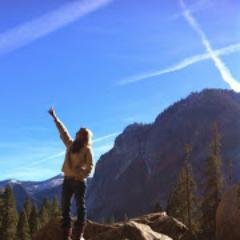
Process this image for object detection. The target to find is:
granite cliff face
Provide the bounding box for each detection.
[86,89,240,221]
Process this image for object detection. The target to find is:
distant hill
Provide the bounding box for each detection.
[0,175,63,210]
[86,89,240,221]
[0,174,93,211]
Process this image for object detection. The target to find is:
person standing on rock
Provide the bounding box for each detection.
[48,107,93,240]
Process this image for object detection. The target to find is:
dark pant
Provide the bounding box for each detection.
[61,177,86,228]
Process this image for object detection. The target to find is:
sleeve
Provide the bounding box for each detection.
[54,117,73,147]
[81,147,93,178]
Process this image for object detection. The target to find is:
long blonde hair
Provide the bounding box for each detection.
[70,128,93,153]
[80,127,93,147]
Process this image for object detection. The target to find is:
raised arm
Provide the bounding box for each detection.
[48,107,73,147]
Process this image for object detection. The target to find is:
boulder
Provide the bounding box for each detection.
[89,221,172,240]
[33,212,192,240]
[131,212,191,240]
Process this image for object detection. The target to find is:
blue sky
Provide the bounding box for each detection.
[0,0,239,180]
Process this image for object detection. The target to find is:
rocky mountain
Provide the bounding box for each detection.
[86,89,240,221]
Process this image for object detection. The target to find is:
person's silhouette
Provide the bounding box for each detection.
[49,107,93,240]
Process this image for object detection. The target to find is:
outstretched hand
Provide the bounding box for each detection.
[48,106,56,119]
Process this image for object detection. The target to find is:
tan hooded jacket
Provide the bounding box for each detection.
[54,117,93,181]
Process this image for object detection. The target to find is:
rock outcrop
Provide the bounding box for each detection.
[33,212,192,240]
[216,184,240,240]
[86,221,172,240]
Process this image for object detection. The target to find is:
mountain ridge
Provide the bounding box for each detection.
[86,88,240,221]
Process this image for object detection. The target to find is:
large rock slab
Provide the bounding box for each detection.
[33,219,171,240]
[131,212,191,240]
[216,184,240,240]
[89,221,172,240]
[33,212,191,240]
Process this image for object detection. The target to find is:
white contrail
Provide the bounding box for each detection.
[117,42,240,86]
[24,151,66,167]
[92,132,121,143]
[14,131,119,170]
[0,0,113,55]
[179,0,240,92]
[170,0,212,21]
[35,131,119,164]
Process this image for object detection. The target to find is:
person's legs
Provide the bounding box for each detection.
[61,177,74,239]
[72,180,86,240]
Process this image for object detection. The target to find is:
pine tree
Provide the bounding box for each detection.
[16,210,31,240]
[1,186,18,240]
[124,213,129,222]
[23,198,33,221]
[153,202,163,213]
[184,144,197,233]
[167,144,198,234]
[29,204,40,237]
[43,198,52,216]
[167,179,183,217]
[39,199,50,228]
[237,185,240,210]
[201,123,224,240]
[100,217,105,224]
[225,159,234,188]
[109,215,115,224]
[49,197,60,219]
[0,190,4,239]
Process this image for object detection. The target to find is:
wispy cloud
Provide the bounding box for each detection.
[117,42,240,86]
[179,0,240,92]
[0,0,113,56]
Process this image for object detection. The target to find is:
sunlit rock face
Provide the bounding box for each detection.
[216,184,240,240]
[33,212,192,240]
[87,89,240,221]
